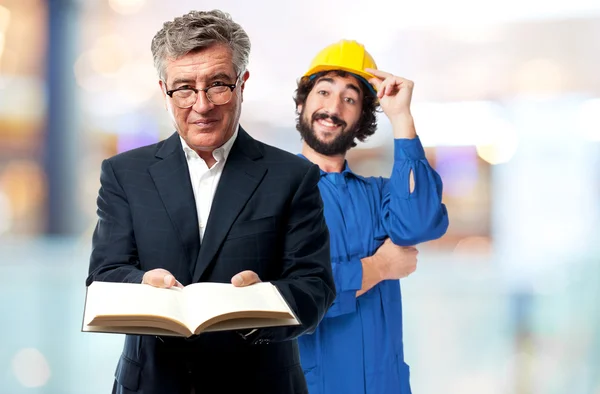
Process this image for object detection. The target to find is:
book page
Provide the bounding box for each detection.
[84,282,188,331]
[182,282,297,333]
[204,317,300,333]
[82,324,185,337]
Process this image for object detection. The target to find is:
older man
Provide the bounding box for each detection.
[86,10,335,394]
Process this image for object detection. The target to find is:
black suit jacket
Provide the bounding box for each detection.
[86,127,335,394]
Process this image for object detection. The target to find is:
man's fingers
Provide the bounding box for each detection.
[368,78,382,92]
[146,274,169,288]
[382,79,406,97]
[365,68,393,79]
[386,82,396,97]
[366,68,412,85]
[369,73,413,99]
[404,246,419,254]
[143,269,181,288]
[376,80,394,98]
[231,270,262,287]
[163,274,176,287]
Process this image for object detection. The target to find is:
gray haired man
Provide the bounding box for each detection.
[86,10,335,394]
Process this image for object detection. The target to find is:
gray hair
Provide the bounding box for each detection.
[151,10,251,82]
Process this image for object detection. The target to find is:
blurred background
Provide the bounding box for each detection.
[1,0,599,393]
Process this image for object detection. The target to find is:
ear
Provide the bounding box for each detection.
[241,69,250,91]
[159,80,168,110]
[239,70,250,102]
[296,103,303,115]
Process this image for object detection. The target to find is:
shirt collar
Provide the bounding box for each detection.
[297,153,356,178]
[180,126,239,164]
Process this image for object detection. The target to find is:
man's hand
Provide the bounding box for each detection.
[366,68,414,118]
[373,238,418,280]
[366,68,417,140]
[231,270,262,287]
[357,239,418,297]
[142,268,184,288]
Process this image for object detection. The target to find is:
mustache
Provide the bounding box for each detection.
[312,112,346,128]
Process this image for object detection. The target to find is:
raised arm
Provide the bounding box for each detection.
[366,69,449,245]
[380,136,449,246]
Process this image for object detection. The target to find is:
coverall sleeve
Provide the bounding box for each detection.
[380,137,449,246]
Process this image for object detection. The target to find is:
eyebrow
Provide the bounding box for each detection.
[206,72,236,83]
[316,77,361,95]
[170,73,236,87]
[170,77,195,86]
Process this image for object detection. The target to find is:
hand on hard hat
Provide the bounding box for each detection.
[366,68,414,119]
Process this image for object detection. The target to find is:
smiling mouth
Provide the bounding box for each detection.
[319,118,338,126]
[312,112,346,129]
[191,119,218,128]
[314,119,344,133]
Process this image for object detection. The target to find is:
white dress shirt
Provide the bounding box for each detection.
[180,128,238,242]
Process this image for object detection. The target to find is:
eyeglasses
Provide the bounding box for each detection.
[165,74,241,108]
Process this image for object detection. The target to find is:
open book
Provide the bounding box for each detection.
[82,281,299,338]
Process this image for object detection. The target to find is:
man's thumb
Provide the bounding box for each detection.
[163,274,176,287]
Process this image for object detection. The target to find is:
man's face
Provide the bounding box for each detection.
[159,43,248,152]
[297,73,363,156]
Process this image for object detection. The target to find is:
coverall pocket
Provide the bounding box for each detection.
[396,355,412,394]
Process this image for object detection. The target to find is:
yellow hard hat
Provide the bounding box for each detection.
[303,39,378,93]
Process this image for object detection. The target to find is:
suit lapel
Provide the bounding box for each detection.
[192,128,266,282]
[149,132,199,279]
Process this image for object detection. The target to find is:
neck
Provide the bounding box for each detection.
[197,150,217,168]
[301,143,346,173]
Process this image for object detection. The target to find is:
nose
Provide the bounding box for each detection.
[191,90,215,114]
[324,95,344,118]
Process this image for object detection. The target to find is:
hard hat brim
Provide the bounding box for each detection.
[303,65,378,94]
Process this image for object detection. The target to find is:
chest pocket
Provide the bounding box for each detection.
[227,216,277,240]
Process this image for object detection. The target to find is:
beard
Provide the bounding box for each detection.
[296,108,357,156]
